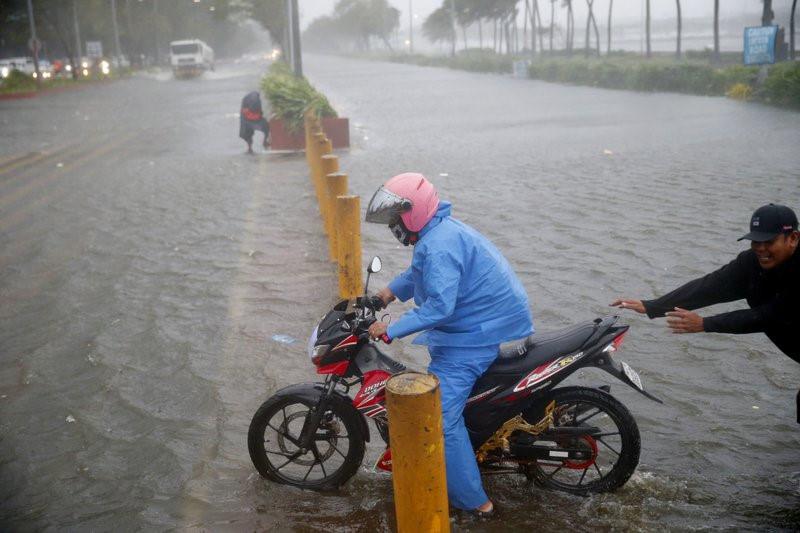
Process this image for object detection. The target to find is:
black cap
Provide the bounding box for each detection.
[738,204,798,242]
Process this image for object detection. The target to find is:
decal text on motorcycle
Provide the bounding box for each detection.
[513,352,585,392]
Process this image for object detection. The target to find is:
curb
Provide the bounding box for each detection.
[0,78,119,101]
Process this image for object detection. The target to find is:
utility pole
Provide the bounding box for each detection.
[153,0,160,65]
[449,0,457,57]
[286,0,302,76]
[25,0,41,88]
[73,0,82,78]
[408,0,413,53]
[110,0,122,60]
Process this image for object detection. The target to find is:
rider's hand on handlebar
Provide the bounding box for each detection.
[610,298,646,314]
[368,321,389,341]
[368,295,386,311]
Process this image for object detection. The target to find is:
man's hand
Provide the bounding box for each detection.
[376,287,396,307]
[368,321,388,340]
[665,307,704,334]
[610,298,646,314]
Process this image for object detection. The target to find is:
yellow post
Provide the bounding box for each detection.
[385,373,450,533]
[314,133,332,225]
[306,120,321,202]
[335,195,363,298]
[325,172,348,261]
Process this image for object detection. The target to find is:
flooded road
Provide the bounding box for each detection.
[1,55,799,531]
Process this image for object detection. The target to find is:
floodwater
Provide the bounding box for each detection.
[1,54,798,531]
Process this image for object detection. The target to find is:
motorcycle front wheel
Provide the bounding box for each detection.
[522,386,640,494]
[248,392,365,490]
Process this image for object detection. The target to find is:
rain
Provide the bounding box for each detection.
[1,0,799,531]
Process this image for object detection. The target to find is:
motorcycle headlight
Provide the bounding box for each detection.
[307,325,319,359]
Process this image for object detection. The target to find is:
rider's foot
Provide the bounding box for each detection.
[460,501,496,522]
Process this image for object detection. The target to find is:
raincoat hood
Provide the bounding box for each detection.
[418,201,452,239]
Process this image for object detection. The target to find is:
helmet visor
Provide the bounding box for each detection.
[365,187,412,225]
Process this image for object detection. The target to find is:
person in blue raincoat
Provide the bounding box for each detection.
[365,173,534,518]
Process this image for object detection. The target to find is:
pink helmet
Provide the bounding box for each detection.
[365,173,440,232]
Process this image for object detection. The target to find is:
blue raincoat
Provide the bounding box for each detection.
[386,201,533,346]
[385,201,534,510]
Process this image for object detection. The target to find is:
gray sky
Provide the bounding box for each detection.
[299,0,790,29]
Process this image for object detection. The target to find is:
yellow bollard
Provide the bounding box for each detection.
[335,195,363,298]
[325,172,348,261]
[320,154,340,236]
[314,134,332,226]
[385,373,450,533]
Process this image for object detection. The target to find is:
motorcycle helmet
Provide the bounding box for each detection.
[365,173,440,246]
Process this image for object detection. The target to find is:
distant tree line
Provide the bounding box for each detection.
[302,0,796,63]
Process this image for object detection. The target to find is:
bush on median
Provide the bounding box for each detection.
[261,61,337,133]
[0,70,37,93]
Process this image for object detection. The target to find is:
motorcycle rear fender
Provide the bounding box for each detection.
[268,382,370,442]
[589,353,663,404]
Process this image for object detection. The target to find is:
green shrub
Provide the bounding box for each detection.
[260,61,337,133]
[449,49,512,73]
[760,61,800,108]
[0,70,36,93]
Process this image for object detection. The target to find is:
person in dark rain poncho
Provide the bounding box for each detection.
[239,91,270,154]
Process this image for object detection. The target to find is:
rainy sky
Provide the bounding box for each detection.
[298,0,789,29]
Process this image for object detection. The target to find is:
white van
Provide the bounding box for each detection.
[169,39,214,77]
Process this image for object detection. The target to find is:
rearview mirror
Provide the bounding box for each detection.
[368,256,382,274]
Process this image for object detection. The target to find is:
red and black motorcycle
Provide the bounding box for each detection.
[248,257,662,494]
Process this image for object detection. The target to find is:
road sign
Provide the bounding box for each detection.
[743,26,778,65]
[86,41,103,59]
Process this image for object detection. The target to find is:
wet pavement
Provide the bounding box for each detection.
[1,54,799,531]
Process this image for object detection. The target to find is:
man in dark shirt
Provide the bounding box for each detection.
[611,204,799,420]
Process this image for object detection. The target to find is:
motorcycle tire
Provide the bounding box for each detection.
[522,386,640,495]
[248,391,365,490]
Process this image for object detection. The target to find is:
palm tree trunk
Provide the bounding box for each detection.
[549,1,554,53]
[567,0,575,52]
[675,0,682,59]
[591,7,600,56]
[607,0,613,54]
[535,0,544,52]
[713,0,720,63]
[462,25,467,50]
[479,18,483,49]
[646,0,651,58]
[585,1,592,57]
[529,0,537,54]
[524,0,530,52]
[791,0,797,60]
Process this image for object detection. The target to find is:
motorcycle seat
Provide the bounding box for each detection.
[490,322,597,373]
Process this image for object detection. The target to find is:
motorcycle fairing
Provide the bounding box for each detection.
[353,370,391,417]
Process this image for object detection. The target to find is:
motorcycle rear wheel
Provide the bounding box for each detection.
[522,387,640,494]
[248,393,365,490]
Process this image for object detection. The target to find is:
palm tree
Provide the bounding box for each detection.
[675,0,682,59]
[791,0,797,60]
[645,0,651,58]
[584,0,599,57]
[713,0,720,63]
[562,0,574,54]
[607,0,613,54]
[549,0,555,52]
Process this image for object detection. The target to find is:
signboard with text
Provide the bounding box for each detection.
[86,41,103,59]
[743,26,778,65]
